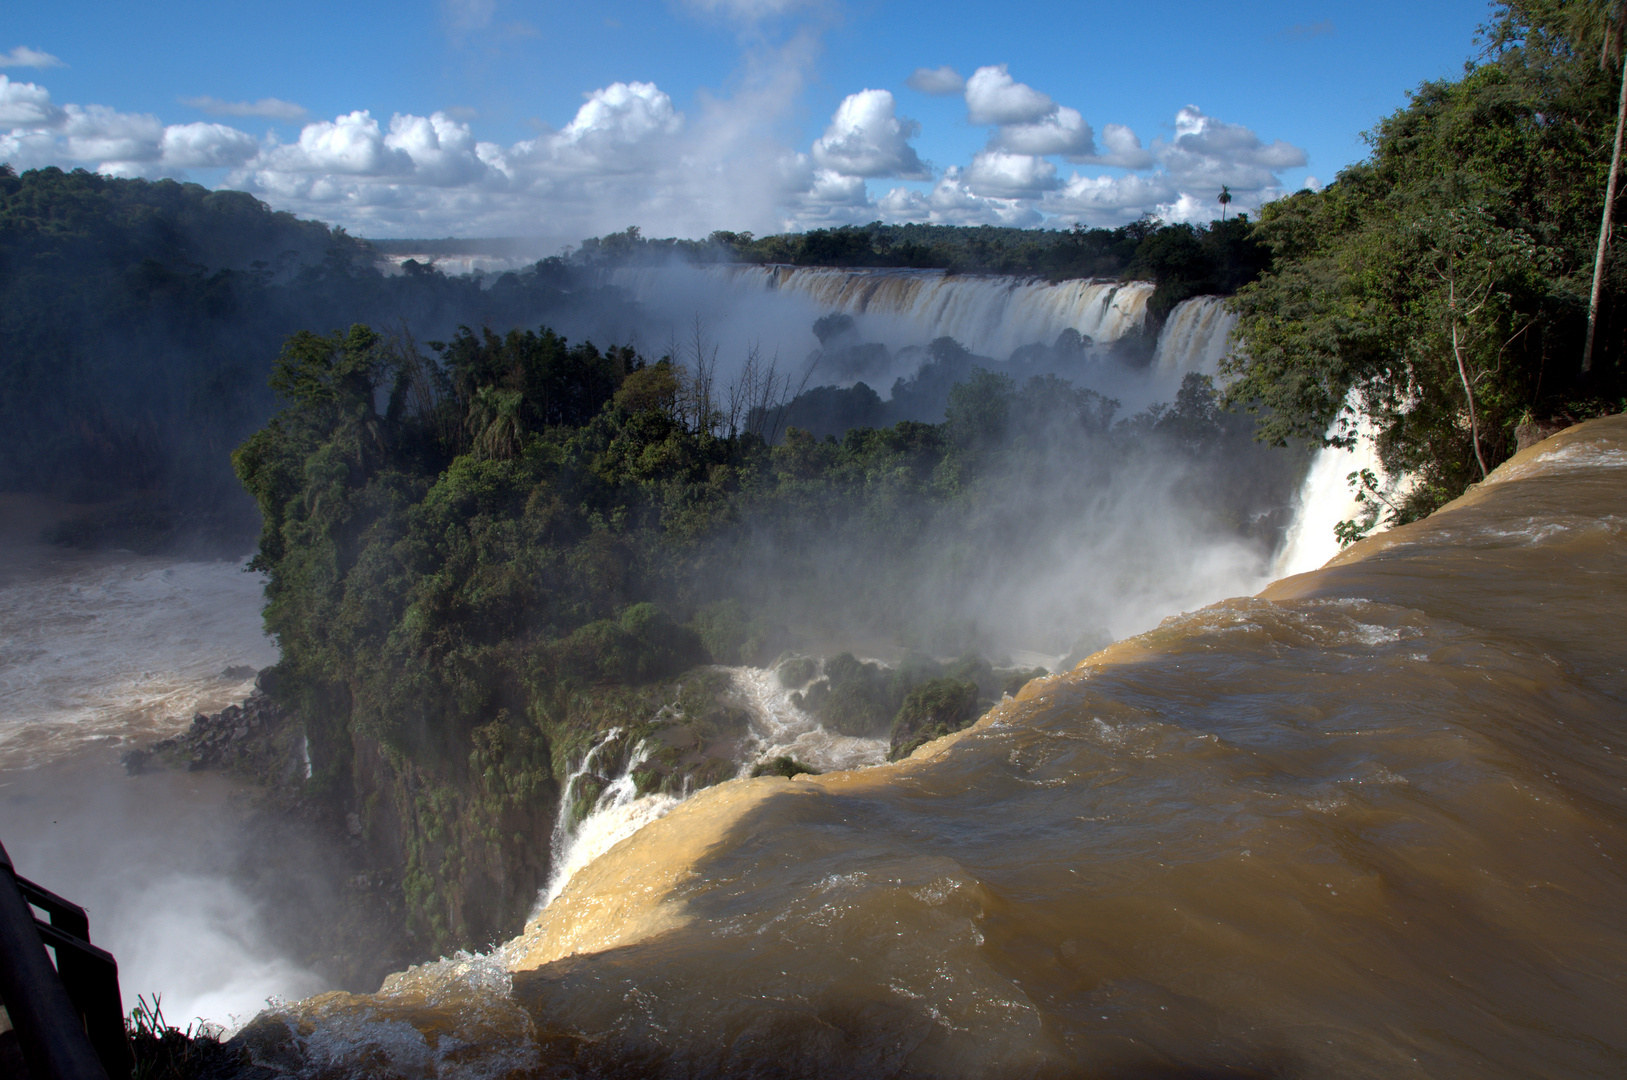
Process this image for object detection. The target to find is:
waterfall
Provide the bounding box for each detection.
[540,728,680,910]
[1152,296,1237,376]
[533,662,896,917]
[1272,408,1403,579]
[608,264,1156,359]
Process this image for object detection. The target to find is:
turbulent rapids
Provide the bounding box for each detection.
[239,418,1627,1078]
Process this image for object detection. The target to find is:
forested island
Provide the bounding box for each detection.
[4,0,1624,972]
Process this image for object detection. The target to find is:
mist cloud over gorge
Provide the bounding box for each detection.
[0,27,1309,237]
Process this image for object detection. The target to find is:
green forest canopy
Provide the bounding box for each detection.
[1225,0,1627,523]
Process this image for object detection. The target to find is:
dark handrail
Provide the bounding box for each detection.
[0,838,123,1080]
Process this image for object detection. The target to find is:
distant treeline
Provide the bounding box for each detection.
[571,218,1272,325]
[0,165,603,542]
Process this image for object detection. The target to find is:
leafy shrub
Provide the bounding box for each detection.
[750,755,820,778]
[888,678,980,761]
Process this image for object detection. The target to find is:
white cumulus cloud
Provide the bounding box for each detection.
[964,64,1054,126]
[61,105,165,167]
[160,122,260,169]
[542,81,684,172]
[1079,123,1154,169]
[1156,105,1307,189]
[811,89,927,179]
[0,75,62,127]
[258,111,412,176]
[963,149,1057,198]
[1042,172,1178,225]
[906,66,964,95]
[878,168,1041,227]
[992,105,1094,158]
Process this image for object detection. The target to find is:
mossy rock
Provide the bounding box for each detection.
[689,755,740,790]
[1000,666,1047,697]
[750,755,820,779]
[888,677,980,761]
[775,655,819,688]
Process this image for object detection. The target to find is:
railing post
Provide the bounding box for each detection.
[0,840,113,1080]
[19,879,131,1077]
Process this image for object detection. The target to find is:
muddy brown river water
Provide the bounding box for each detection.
[246,418,1627,1078]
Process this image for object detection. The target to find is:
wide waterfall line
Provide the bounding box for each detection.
[608,264,1158,360]
[726,265,1155,355]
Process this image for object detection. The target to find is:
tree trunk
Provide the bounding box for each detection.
[1583,47,1627,375]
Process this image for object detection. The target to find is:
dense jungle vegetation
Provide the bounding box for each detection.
[234,317,1288,946]
[1226,0,1627,524]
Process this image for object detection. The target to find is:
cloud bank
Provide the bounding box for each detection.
[0,56,1307,238]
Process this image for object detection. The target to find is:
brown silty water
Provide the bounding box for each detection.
[248,417,1627,1078]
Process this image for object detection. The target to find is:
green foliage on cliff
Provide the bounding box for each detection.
[236,314,1294,947]
[1226,2,1627,520]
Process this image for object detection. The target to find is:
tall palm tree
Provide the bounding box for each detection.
[1218,185,1233,222]
[1577,0,1627,375]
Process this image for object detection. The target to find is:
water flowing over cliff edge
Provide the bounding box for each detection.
[242,417,1627,1078]
[606,265,1232,381]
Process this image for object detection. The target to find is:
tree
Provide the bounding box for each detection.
[1218,185,1233,221]
[1225,3,1627,521]
[1572,0,1627,374]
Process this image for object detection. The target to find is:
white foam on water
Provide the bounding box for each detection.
[726,663,889,774]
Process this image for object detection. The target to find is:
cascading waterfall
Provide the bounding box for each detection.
[540,728,680,910]
[609,264,1156,359]
[1151,295,1237,375]
[727,663,889,774]
[536,664,893,916]
[1272,405,1407,578]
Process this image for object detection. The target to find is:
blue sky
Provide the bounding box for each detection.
[2,0,1494,241]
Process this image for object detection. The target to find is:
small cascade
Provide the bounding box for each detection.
[534,662,898,916]
[727,664,889,774]
[540,728,680,910]
[1152,296,1236,376]
[1272,409,1404,579]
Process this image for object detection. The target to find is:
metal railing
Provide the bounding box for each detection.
[0,838,130,1080]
